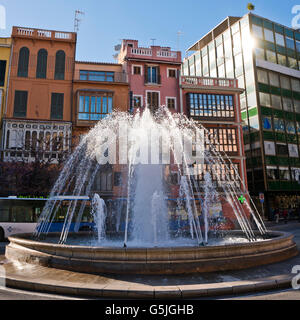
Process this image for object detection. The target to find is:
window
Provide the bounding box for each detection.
[17,47,29,77]
[207,128,238,153]
[277,143,288,156]
[147,91,159,113]
[280,76,290,89]
[252,25,263,39]
[266,166,279,180]
[275,33,285,46]
[257,69,268,84]
[288,144,299,157]
[80,70,114,82]
[271,95,282,109]
[54,50,66,80]
[188,93,234,119]
[78,93,113,120]
[146,66,160,84]
[50,93,64,120]
[266,50,276,63]
[282,98,293,112]
[292,79,300,92]
[133,66,141,75]
[13,90,28,118]
[36,49,48,79]
[0,60,6,86]
[168,69,177,78]
[259,92,271,107]
[274,118,285,132]
[279,167,290,181]
[269,72,280,87]
[288,57,298,69]
[264,29,274,43]
[277,54,287,66]
[93,170,113,191]
[285,37,295,50]
[264,141,276,155]
[262,116,272,130]
[133,96,142,108]
[255,48,265,60]
[167,97,176,109]
[286,121,296,134]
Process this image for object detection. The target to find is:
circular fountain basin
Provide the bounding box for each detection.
[6,231,298,275]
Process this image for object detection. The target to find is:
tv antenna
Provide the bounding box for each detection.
[150,38,156,46]
[74,10,85,33]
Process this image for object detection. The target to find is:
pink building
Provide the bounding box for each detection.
[118,40,181,113]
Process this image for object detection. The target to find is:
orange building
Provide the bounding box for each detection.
[72,61,129,198]
[2,27,76,162]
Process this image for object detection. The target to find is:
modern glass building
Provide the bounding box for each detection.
[183,13,300,213]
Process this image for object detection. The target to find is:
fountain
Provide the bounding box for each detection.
[5,108,298,275]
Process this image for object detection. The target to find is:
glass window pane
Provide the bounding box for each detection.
[84,96,90,112]
[102,97,107,113]
[257,69,268,84]
[277,54,287,66]
[280,76,290,89]
[252,25,263,39]
[271,95,282,109]
[264,29,274,42]
[286,37,295,50]
[266,50,276,63]
[79,96,84,112]
[282,97,293,112]
[288,57,298,69]
[292,79,300,92]
[259,92,271,107]
[255,48,265,60]
[275,33,285,46]
[108,97,113,113]
[269,72,280,87]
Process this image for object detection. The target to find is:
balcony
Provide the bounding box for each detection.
[12,26,76,42]
[128,47,181,63]
[74,70,128,83]
[181,76,239,89]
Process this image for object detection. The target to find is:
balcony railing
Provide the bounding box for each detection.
[13,27,76,42]
[130,48,178,60]
[74,71,128,83]
[181,76,239,89]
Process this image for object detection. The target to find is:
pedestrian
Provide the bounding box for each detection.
[283,208,288,224]
[274,208,280,224]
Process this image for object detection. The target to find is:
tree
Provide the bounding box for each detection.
[247,3,255,11]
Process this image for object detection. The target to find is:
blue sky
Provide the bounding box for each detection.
[0,0,298,62]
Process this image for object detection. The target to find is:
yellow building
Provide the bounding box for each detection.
[0,37,11,144]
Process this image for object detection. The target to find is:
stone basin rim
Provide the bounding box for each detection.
[7,230,291,251]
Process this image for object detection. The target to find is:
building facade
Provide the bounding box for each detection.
[0,37,12,144]
[179,75,247,222]
[183,13,300,214]
[72,60,129,199]
[1,26,76,163]
[118,39,181,112]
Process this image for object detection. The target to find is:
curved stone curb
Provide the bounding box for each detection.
[0,272,294,299]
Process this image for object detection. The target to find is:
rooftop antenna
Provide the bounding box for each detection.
[74,10,85,33]
[150,38,156,46]
[177,31,184,51]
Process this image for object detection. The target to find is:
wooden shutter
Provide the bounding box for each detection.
[157,66,161,84]
[36,49,48,79]
[144,65,148,83]
[51,93,64,119]
[54,51,66,80]
[17,47,29,77]
[0,60,6,86]
[13,91,28,117]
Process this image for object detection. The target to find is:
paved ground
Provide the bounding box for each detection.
[0,221,299,300]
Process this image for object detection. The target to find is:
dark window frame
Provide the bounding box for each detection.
[54,50,66,80]
[13,90,28,118]
[17,47,30,78]
[50,93,64,120]
[36,49,48,79]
